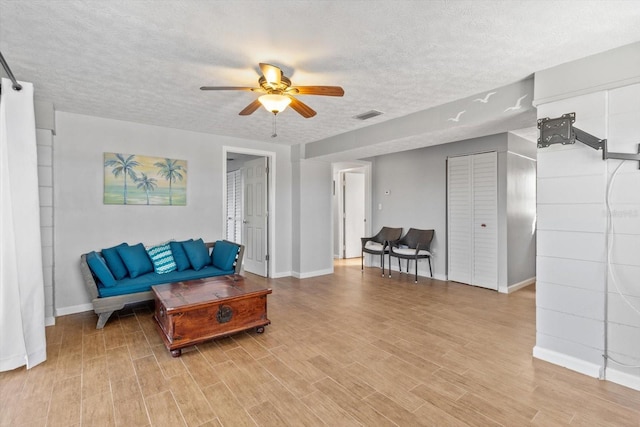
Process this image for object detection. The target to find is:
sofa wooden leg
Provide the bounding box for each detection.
[96,311,114,329]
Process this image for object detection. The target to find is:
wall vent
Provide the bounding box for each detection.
[353,110,383,121]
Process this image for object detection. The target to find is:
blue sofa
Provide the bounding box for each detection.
[80,239,244,329]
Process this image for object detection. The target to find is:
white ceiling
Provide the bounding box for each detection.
[2,1,640,158]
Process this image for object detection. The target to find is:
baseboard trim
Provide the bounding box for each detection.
[533,346,603,378]
[292,267,334,279]
[271,271,292,279]
[55,303,93,317]
[605,367,640,391]
[507,277,536,293]
[45,316,56,326]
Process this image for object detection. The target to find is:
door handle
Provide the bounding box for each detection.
[243,220,248,224]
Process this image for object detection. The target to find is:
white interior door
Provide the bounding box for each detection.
[242,157,268,276]
[471,152,498,289]
[343,172,365,258]
[447,152,498,290]
[447,156,472,284]
[226,170,242,243]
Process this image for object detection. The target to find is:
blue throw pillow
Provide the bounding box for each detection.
[211,240,239,271]
[170,240,192,271]
[146,242,177,274]
[182,238,211,271]
[86,251,117,287]
[117,243,154,278]
[101,243,129,280]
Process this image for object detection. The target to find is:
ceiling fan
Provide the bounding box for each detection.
[200,63,344,118]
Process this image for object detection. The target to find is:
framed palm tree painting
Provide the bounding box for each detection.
[104,153,187,206]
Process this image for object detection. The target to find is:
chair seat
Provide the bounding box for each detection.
[361,227,403,276]
[392,248,431,257]
[364,241,385,251]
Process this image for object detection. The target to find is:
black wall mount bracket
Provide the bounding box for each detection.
[537,112,640,168]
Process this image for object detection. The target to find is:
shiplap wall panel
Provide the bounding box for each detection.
[536,257,605,292]
[535,91,607,374]
[536,281,604,319]
[537,144,606,178]
[535,331,604,366]
[36,128,54,325]
[609,83,640,114]
[537,175,605,205]
[537,307,605,351]
[608,264,640,299]
[536,204,603,233]
[536,83,640,387]
[607,293,640,327]
[608,173,640,204]
[536,230,605,263]
[608,324,640,362]
[537,92,607,122]
[605,83,640,376]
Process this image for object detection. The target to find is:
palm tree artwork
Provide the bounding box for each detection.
[104,154,140,205]
[135,173,158,205]
[154,158,187,206]
[104,153,187,205]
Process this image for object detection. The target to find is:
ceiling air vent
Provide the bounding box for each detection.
[353,110,383,121]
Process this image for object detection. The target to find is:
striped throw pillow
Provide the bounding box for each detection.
[146,242,177,274]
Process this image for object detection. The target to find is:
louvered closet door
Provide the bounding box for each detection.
[447,152,498,290]
[226,170,242,243]
[471,152,498,289]
[447,156,472,284]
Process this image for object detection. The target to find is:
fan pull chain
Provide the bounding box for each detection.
[271,112,278,138]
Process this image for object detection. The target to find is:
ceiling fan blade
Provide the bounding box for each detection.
[239,99,262,116]
[200,86,256,91]
[290,86,345,97]
[288,97,317,118]
[259,63,282,86]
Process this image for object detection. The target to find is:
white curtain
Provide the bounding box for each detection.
[0,78,46,371]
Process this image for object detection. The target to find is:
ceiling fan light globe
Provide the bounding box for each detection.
[258,94,291,114]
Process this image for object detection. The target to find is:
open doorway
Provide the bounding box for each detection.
[225,149,274,277]
[332,162,372,260]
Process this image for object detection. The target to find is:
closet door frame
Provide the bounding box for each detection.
[447,151,498,290]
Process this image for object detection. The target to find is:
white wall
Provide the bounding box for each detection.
[332,170,340,258]
[35,101,55,325]
[534,42,640,390]
[506,133,537,287]
[366,132,536,288]
[291,155,333,278]
[367,133,510,282]
[53,112,292,314]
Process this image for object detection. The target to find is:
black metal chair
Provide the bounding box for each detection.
[361,227,402,276]
[388,228,434,282]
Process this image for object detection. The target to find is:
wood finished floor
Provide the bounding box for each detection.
[2,259,640,426]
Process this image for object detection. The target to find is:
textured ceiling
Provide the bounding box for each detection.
[2,1,640,157]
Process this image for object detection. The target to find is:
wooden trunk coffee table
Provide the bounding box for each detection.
[152,275,271,357]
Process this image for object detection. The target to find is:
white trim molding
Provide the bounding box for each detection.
[507,277,536,293]
[533,346,602,378]
[222,146,277,278]
[271,271,292,279]
[55,303,93,317]
[292,268,334,279]
[605,368,640,392]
